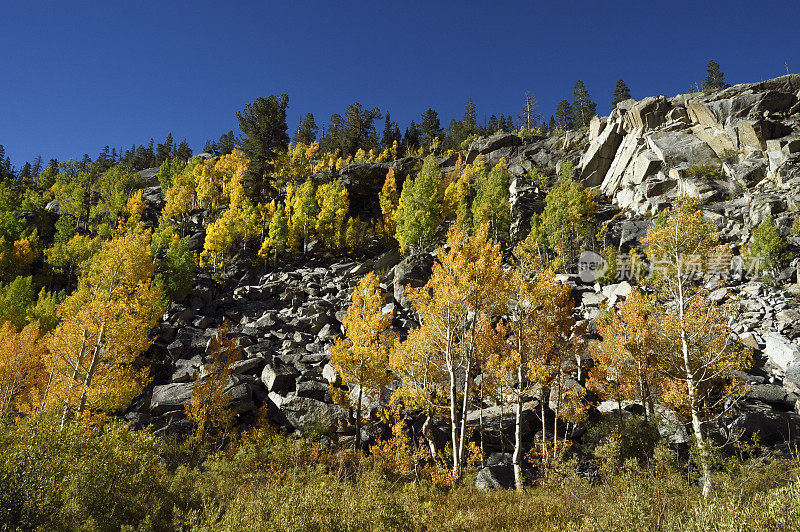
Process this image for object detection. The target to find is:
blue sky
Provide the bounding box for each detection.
[2,0,799,166]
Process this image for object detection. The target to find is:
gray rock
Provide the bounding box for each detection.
[393,253,434,308]
[764,333,800,371]
[261,364,297,393]
[278,396,348,432]
[150,383,193,413]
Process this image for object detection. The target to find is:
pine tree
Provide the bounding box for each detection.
[572,80,597,128]
[381,113,402,151]
[395,155,442,252]
[420,108,443,152]
[156,133,174,164]
[703,60,728,92]
[175,140,192,161]
[330,272,394,449]
[554,101,574,131]
[611,79,632,107]
[294,113,318,144]
[342,103,382,156]
[402,121,421,155]
[237,93,290,203]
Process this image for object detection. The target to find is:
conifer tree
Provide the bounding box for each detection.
[572,80,597,128]
[381,113,402,151]
[518,91,542,131]
[420,108,443,152]
[611,79,632,106]
[294,113,318,144]
[330,272,394,449]
[237,93,289,203]
[703,60,728,92]
[554,100,574,131]
[395,155,442,252]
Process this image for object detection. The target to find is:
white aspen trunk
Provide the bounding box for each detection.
[513,361,524,490]
[76,323,106,418]
[61,330,88,430]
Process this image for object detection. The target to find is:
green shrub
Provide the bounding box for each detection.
[684,162,723,180]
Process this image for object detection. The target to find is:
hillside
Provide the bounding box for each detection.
[3,74,800,530]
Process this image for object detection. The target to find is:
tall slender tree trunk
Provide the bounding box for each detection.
[449,366,460,477]
[513,361,524,490]
[76,323,106,418]
[61,330,88,430]
[355,385,363,450]
[458,359,472,469]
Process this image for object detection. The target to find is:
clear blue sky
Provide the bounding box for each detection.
[2,0,799,166]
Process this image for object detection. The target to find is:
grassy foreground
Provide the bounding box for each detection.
[1,416,799,531]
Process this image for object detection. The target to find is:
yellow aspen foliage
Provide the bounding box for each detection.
[442,165,471,230]
[44,228,164,426]
[259,204,289,263]
[186,322,240,450]
[642,197,751,498]
[499,246,574,487]
[162,167,197,233]
[344,217,362,251]
[329,272,395,448]
[125,189,146,227]
[391,225,506,478]
[315,179,349,249]
[589,288,661,421]
[378,169,399,238]
[0,321,45,417]
[194,158,225,216]
[287,178,319,254]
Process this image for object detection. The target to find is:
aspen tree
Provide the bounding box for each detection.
[315,179,349,249]
[502,239,574,488]
[329,272,394,449]
[642,198,750,498]
[45,229,164,428]
[392,226,505,478]
[590,289,661,422]
[379,169,399,238]
[186,322,240,451]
